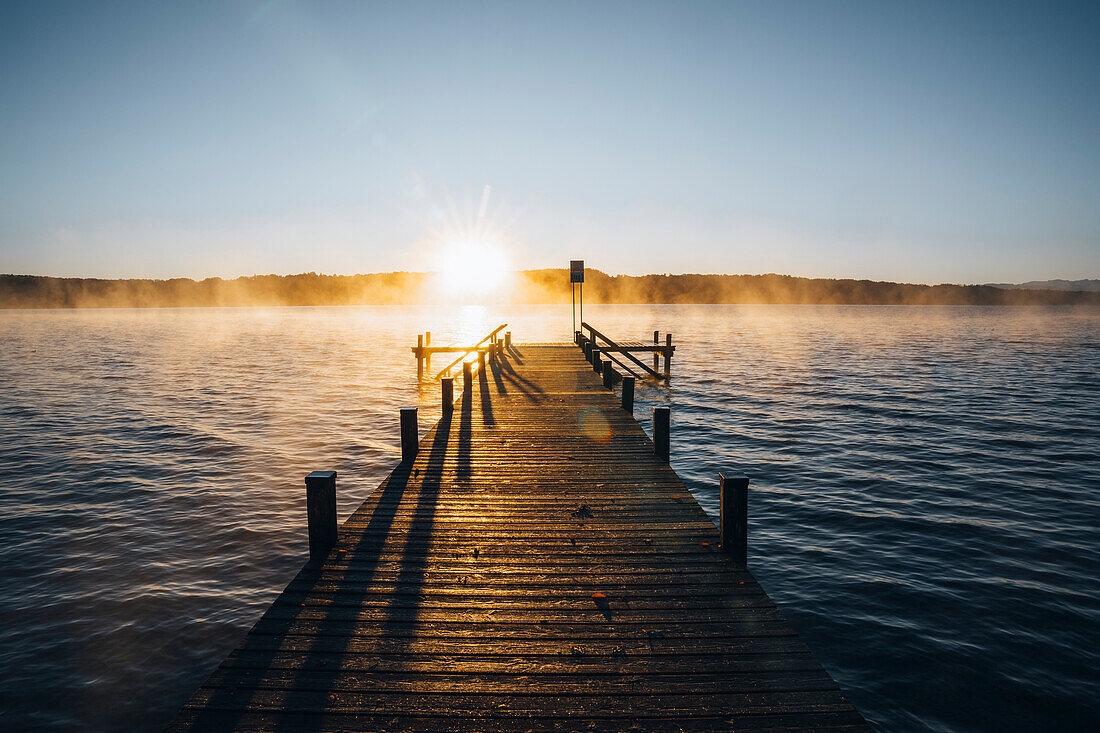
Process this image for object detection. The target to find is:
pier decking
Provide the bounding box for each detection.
[171,344,867,731]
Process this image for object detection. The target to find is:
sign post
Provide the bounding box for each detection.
[570,260,584,337]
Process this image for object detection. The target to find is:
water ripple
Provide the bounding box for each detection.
[1,305,1098,731]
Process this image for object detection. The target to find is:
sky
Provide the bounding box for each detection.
[1,0,1097,284]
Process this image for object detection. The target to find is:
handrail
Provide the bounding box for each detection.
[581,322,665,380]
[596,347,642,379]
[434,323,508,380]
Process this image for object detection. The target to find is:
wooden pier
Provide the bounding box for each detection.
[171,340,867,731]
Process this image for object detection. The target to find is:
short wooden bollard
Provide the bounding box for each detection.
[425,332,431,370]
[442,377,454,416]
[583,342,592,361]
[305,470,337,564]
[621,375,635,413]
[505,331,511,347]
[665,333,673,375]
[592,349,602,373]
[462,361,472,392]
[653,330,660,370]
[602,360,614,389]
[478,350,486,370]
[400,407,418,464]
[653,406,670,462]
[720,473,750,566]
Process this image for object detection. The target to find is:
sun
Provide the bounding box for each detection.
[435,239,512,296]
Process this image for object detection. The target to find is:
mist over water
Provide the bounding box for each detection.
[1,305,1097,731]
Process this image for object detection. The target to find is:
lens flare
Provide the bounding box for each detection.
[436,239,512,296]
[578,407,611,442]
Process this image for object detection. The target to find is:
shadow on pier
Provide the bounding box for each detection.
[186,384,473,730]
[172,343,868,732]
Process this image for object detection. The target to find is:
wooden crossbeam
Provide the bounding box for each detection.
[432,324,508,380]
[582,322,665,380]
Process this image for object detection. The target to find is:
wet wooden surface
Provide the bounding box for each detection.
[170,344,867,731]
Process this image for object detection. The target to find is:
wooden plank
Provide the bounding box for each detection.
[169,709,868,733]
[170,344,868,731]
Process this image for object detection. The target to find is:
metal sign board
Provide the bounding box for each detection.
[570,260,584,283]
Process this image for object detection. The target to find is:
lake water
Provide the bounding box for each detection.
[1,305,1097,731]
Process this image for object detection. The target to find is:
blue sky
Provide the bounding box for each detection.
[1,0,1097,283]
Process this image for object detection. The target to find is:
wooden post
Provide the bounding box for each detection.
[720,473,749,566]
[425,332,431,371]
[592,349,602,374]
[477,349,486,370]
[602,360,614,389]
[583,342,592,361]
[305,470,337,564]
[400,407,418,464]
[665,333,673,376]
[505,331,511,348]
[653,330,659,370]
[462,361,472,392]
[621,375,635,413]
[416,334,423,380]
[442,377,454,416]
[653,406,669,462]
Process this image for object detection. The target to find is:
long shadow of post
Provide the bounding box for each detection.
[479,363,496,427]
[457,379,472,481]
[489,355,508,397]
[186,403,466,729]
[497,356,545,404]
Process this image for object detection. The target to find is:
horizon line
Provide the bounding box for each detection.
[4,270,1099,290]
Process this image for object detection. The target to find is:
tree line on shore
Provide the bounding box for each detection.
[3,270,1098,308]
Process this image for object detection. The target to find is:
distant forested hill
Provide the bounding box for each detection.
[985,279,1100,292]
[3,270,1099,308]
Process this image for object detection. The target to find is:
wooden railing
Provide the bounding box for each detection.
[409,324,509,381]
[578,322,673,379]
